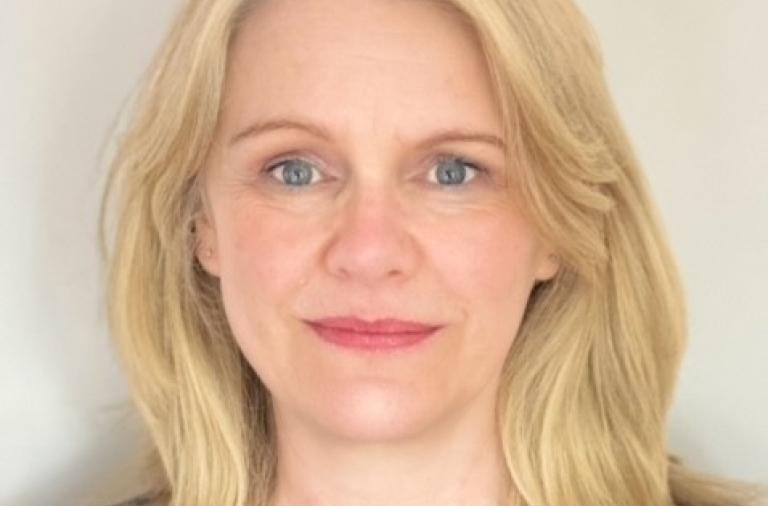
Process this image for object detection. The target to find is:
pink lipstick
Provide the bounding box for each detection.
[305,316,441,351]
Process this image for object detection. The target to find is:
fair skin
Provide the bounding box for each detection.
[196,0,559,504]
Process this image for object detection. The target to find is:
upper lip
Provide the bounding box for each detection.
[306,316,442,334]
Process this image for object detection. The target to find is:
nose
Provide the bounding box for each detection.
[322,182,420,288]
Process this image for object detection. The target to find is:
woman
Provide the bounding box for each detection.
[100,0,765,505]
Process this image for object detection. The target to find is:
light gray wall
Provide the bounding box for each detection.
[577,0,768,484]
[1,1,765,505]
[0,3,182,505]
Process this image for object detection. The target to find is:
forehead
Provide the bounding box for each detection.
[223,0,502,141]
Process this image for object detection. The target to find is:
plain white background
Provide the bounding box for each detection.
[1,1,765,505]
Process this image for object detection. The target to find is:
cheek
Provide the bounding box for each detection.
[218,201,310,296]
[214,199,311,344]
[434,211,538,310]
[430,211,539,362]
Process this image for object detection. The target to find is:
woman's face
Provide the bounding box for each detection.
[197,0,559,440]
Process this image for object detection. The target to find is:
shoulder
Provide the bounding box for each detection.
[106,491,164,506]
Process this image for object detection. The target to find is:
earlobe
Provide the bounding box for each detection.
[535,252,561,282]
[194,216,221,277]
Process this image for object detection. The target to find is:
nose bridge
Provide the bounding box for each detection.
[322,170,419,285]
[347,175,399,224]
[340,111,407,220]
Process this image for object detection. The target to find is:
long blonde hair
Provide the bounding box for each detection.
[99,0,766,505]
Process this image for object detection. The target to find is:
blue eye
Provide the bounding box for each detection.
[263,158,322,187]
[261,153,485,189]
[428,154,484,187]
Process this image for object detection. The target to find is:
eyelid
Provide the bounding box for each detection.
[431,152,486,174]
[263,151,325,172]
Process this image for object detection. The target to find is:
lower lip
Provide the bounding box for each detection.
[308,324,439,351]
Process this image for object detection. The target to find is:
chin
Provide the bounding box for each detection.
[310,384,441,442]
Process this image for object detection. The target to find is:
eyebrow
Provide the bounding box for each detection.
[228,116,506,151]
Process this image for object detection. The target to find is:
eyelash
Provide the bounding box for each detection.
[259,152,488,190]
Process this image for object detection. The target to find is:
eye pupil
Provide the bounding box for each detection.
[280,159,313,186]
[436,157,470,185]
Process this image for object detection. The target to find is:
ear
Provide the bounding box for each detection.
[194,212,221,278]
[533,250,561,283]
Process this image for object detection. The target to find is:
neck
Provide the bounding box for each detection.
[266,387,515,506]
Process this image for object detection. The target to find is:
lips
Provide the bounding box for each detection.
[307,316,441,334]
[305,316,442,351]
